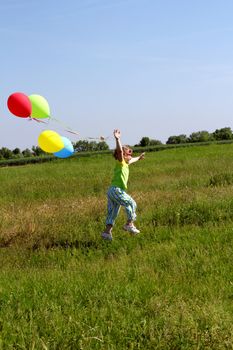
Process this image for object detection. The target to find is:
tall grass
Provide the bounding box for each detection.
[0,144,233,349]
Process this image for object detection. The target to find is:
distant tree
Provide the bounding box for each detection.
[22,148,33,157]
[32,146,46,156]
[188,131,212,143]
[166,134,188,144]
[11,148,22,159]
[148,139,162,146]
[212,127,233,140]
[166,136,177,144]
[96,141,109,151]
[139,137,150,147]
[0,147,13,159]
[73,140,109,152]
[73,140,89,152]
[135,137,163,147]
[12,148,21,155]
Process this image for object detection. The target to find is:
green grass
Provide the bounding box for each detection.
[0,144,233,349]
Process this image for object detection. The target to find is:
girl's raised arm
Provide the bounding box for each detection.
[114,129,123,161]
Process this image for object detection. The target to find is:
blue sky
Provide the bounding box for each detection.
[1,0,233,150]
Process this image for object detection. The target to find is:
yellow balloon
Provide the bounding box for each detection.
[38,130,64,153]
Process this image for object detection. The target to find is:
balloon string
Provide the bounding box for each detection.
[30,115,112,142]
[50,116,78,133]
[29,117,49,124]
[65,129,79,136]
[50,116,111,141]
[86,135,112,141]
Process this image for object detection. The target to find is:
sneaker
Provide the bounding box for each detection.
[123,224,140,235]
[101,232,113,241]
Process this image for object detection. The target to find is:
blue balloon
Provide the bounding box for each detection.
[54,136,74,158]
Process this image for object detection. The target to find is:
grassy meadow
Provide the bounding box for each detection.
[0,144,233,349]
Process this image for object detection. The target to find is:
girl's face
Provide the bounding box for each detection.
[123,148,132,163]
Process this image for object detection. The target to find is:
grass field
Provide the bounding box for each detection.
[0,144,233,349]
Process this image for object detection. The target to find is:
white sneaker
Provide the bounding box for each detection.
[101,232,113,241]
[123,224,140,235]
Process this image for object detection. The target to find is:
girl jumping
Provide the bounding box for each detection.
[102,129,145,241]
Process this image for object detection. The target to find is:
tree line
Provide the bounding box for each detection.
[0,141,109,160]
[135,127,233,147]
[1,127,233,160]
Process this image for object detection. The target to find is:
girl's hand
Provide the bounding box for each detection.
[114,129,121,140]
[139,152,145,160]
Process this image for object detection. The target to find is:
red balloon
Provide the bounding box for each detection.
[7,92,32,118]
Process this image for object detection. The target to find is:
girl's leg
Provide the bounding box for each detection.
[104,188,121,233]
[109,187,137,224]
[124,197,137,226]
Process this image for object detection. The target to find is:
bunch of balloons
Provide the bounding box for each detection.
[38,130,74,158]
[7,92,74,159]
[7,92,50,119]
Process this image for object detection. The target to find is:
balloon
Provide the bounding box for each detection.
[54,137,74,158]
[7,92,32,118]
[38,130,64,153]
[29,94,50,119]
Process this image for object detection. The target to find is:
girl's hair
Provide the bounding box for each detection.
[113,145,132,160]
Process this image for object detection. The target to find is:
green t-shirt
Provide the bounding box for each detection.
[111,160,129,190]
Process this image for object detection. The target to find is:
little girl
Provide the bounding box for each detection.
[102,129,145,241]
